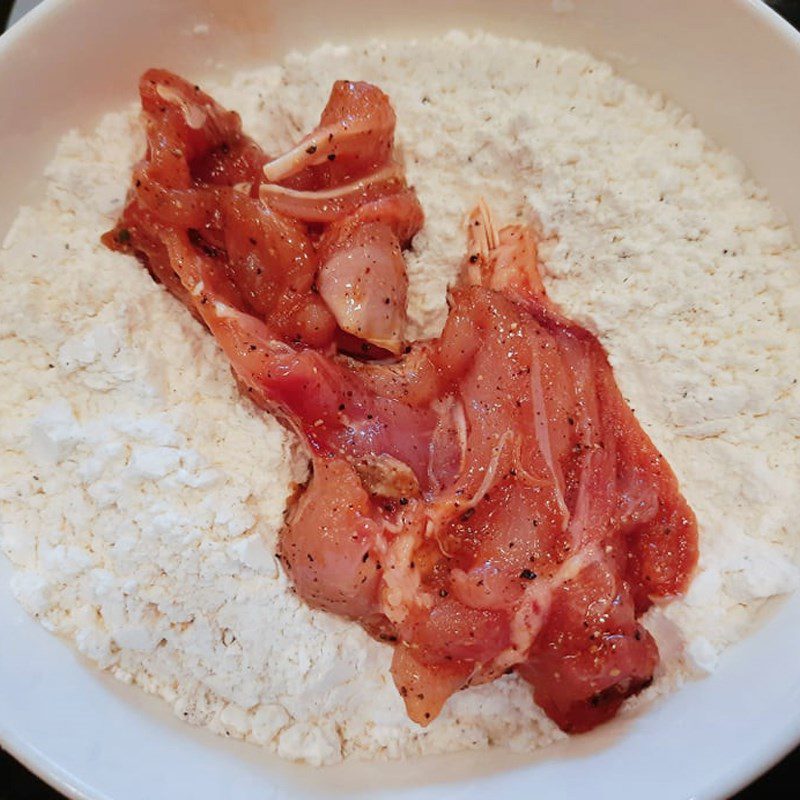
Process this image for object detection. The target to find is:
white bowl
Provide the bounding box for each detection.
[1,1,799,798]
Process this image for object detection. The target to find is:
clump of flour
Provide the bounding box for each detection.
[1,32,798,764]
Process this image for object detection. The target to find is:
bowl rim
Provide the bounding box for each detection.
[1,1,799,798]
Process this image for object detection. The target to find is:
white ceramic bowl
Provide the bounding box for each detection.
[1,2,799,798]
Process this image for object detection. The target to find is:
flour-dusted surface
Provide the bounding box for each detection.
[1,32,799,765]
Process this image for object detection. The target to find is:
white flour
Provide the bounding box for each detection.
[1,32,799,765]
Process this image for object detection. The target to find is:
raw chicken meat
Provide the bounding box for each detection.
[104,71,698,734]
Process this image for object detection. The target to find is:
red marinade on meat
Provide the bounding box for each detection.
[104,70,698,734]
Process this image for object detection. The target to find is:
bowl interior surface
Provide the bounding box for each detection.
[0,2,799,799]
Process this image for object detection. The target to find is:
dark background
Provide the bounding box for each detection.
[1,0,799,797]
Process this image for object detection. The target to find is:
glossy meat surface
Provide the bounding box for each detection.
[104,72,698,734]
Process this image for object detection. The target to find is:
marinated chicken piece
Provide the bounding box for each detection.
[106,71,421,354]
[104,73,698,735]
